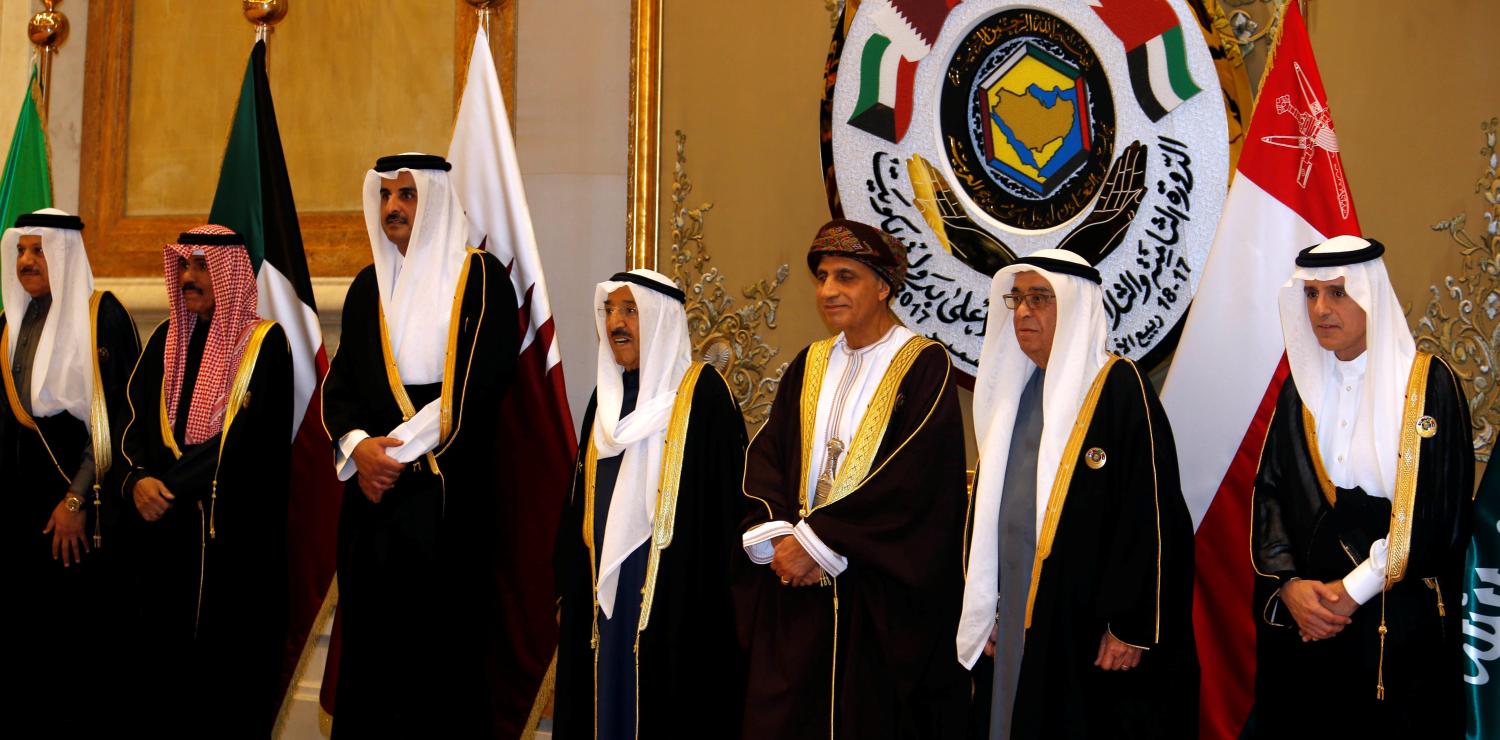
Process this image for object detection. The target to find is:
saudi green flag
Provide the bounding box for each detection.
[1467,460,1500,738]
[0,68,53,312]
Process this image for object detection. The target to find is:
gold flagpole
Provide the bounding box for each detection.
[27,0,70,120]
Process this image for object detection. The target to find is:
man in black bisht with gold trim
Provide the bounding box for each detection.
[1,209,139,728]
[553,268,747,739]
[322,153,519,736]
[1251,236,1473,737]
[118,225,292,734]
[738,219,970,739]
[958,249,1197,739]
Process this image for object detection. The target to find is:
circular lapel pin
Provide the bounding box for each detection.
[1084,447,1107,469]
[1416,415,1438,438]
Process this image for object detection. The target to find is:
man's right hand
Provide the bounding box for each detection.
[1280,578,1352,640]
[132,477,175,522]
[353,436,405,503]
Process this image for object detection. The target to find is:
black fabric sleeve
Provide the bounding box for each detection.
[1403,357,1475,580]
[321,269,374,445]
[740,351,809,530]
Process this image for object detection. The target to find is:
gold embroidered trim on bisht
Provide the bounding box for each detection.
[1385,351,1433,585]
[798,338,835,513]
[1025,356,1119,629]
[87,291,113,480]
[818,336,935,509]
[638,362,707,632]
[1300,404,1338,507]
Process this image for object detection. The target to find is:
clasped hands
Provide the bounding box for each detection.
[1280,578,1356,641]
[353,436,406,504]
[770,535,825,587]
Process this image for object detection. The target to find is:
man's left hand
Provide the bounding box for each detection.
[43,497,89,567]
[771,536,824,586]
[1093,631,1143,672]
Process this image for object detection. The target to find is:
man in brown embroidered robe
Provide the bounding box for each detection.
[553,269,747,739]
[738,219,970,739]
[1,209,140,729]
[118,225,292,734]
[959,249,1197,739]
[1252,236,1473,736]
[322,154,519,736]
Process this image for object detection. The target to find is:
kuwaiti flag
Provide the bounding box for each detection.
[1159,5,1359,738]
[207,40,342,716]
[448,26,577,737]
[847,0,959,144]
[1088,0,1203,122]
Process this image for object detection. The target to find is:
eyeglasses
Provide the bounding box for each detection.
[1001,292,1056,310]
[597,305,639,319]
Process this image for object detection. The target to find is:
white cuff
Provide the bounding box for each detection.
[742,521,794,564]
[335,430,370,482]
[1341,538,1389,606]
[794,520,848,577]
[386,400,442,464]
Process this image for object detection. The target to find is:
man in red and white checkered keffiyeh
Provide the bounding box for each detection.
[160,225,262,445]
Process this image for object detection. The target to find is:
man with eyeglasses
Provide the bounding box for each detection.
[959,249,1198,738]
[738,219,970,739]
[552,269,748,739]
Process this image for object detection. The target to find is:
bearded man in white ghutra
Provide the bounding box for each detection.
[322,153,521,736]
[118,225,293,734]
[1,209,141,732]
[553,268,748,739]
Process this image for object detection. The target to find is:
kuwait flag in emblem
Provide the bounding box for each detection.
[208,40,343,713]
[1160,5,1358,738]
[847,0,959,144]
[1088,0,1203,122]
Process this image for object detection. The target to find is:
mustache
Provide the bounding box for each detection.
[181,283,203,294]
[385,213,409,225]
[610,329,633,340]
[18,267,40,276]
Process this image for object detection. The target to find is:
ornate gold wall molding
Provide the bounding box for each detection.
[1415,118,1500,461]
[667,131,788,426]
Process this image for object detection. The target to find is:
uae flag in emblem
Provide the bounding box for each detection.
[847,0,959,144]
[1159,5,1359,738]
[207,40,342,714]
[448,26,577,736]
[1088,0,1203,121]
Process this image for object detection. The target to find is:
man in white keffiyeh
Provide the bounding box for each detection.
[1,209,140,733]
[552,269,748,739]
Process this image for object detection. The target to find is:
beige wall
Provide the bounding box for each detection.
[1308,0,1499,309]
[125,0,455,216]
[515,0,629,429]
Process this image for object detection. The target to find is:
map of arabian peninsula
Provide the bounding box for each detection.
[992,84,1077,168]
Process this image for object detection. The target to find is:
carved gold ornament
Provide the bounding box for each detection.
[1414,118,1499,461]
[667,131,788,427]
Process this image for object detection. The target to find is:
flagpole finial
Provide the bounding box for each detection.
[28,3,69,50]
[465,0,496,35]
[243,0,288,40]
[28,0,69,120]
